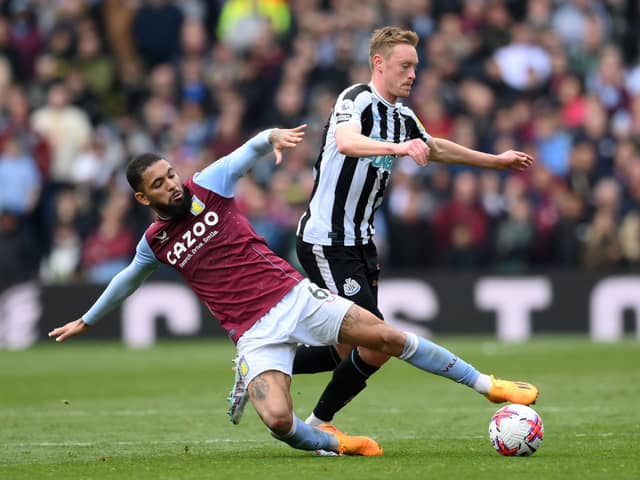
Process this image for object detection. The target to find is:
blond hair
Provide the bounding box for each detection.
[369,27,419,69]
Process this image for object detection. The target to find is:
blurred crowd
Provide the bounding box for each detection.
[1,0,640,292]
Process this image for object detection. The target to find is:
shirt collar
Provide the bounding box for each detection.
[369,82,403,109]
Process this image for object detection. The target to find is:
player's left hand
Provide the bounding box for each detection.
[496,150,534,171]
[48,318,91,342]
[269,124,307,165]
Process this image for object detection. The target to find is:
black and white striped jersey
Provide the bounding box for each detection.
[297,83,431,246]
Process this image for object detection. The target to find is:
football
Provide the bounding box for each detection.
[488,404,544,456]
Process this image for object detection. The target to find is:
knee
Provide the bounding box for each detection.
[261,408,294,436]
[376,326,406,357]
[358,347,390,366]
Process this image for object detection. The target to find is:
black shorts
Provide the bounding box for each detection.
[296,239,383,319]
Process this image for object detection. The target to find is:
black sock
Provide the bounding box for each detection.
[313,349,380,422]
[292,345,341,374]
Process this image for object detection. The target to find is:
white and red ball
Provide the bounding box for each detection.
[489,404,544,456]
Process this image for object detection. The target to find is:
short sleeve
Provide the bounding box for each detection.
[334,85,372,127]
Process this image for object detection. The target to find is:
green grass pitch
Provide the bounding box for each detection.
[1,336,639,479]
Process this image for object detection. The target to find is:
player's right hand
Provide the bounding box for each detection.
[395,138,430,166]
[269,124,307,165]
[48,318,91,342]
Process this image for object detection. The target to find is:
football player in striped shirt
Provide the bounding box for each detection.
[293,26,535,430]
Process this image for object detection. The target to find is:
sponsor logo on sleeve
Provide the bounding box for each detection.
[337,99,354,114]
[335,99,355,123]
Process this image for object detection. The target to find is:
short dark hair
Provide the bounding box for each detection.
[126,152,164,192]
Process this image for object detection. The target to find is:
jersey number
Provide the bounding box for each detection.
[308,283,330,300]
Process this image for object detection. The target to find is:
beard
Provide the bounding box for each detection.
[153,186,192,219]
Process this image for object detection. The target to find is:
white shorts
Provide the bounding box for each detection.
[235,279,353,387]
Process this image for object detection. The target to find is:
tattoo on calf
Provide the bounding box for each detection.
[250,375,270,401]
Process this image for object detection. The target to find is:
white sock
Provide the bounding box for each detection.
[473,373,492,394]
[305,413,324,427]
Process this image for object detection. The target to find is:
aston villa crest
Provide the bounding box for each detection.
[190,195,205,215]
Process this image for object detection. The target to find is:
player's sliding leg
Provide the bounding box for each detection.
[272,417,383,456]
[248,370,382,456]
[232,343,361,426]
[338,305,539,406]
[397,333,538,404]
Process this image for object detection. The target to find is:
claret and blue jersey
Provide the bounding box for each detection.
[82,130,303,343]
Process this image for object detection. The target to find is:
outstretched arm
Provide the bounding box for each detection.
[335,123,430,166]
[48,237,159,342]
[194,125,306,197]
[428,137,534,171]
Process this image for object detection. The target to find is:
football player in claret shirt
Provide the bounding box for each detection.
[50,125,538,456]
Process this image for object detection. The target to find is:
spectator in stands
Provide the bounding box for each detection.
[550,188,584,266]
[551,0,611,55]
[573,96,615,178]
[216,0,291,53]
[621,158,640,217]
[71,128,125,190]
[433,171,488,268]
[582,175,624,269]
[494,194,536,272]
[39,222,83,283]
[582,208,622,269]
[7,3,44,79]
[75,25,117,115]
[30,81,92,186]
[533,108,572,177]
[557,73,587,129]
[127,96,174,156]
[0,211,38,292]
[132,0,183,67]
[385,174,434,269]
[0,137,41,217]
[0,15,22,82]
[0,85,50,177]
[566,140,598,208]
[586,45,628,115]
[488,22,551,92]
[619,209,640,268]
[81,191,136,283]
